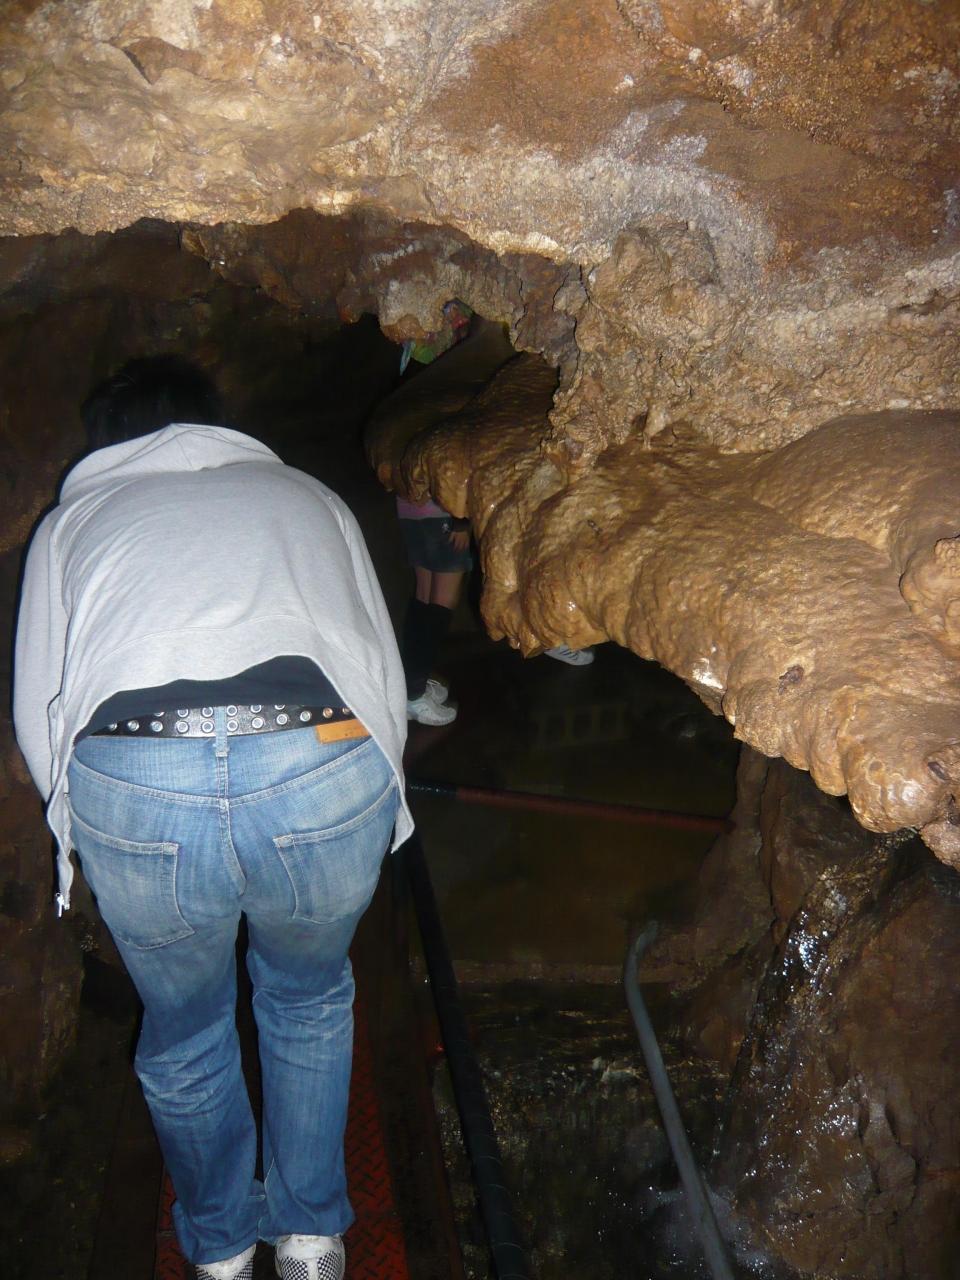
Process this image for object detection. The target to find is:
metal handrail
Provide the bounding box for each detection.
[407,778,731,833]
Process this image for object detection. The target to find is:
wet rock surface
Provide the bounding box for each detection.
[649,754,960,1280]
[432,981,734,1280]
[720,838,960,1279]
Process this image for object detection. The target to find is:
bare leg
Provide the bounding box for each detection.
[429,570,465,610]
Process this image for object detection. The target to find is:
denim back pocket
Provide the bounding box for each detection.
[68,806,195,949]
[273,778,398,924]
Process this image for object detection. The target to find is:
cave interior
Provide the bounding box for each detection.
[2,1,960,1277]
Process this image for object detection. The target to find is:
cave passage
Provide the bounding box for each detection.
[4,0,959,1267]
[0,221,744,1279]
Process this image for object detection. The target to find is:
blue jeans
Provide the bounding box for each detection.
[67,713,399,1265]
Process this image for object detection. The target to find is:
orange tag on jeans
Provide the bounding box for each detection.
[315,718,369,744]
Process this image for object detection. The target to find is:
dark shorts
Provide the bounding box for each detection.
[399,517,473,573]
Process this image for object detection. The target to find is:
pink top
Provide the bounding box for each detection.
[396,495,448,519]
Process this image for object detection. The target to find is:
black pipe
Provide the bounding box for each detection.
[624,925,736,1280]
[407,777,731,834]
[401,833,532,1280]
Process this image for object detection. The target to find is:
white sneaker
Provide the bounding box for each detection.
[196,1244,255,1280]
[275,1233,345,1280]
[545,645,595,666]
[425,677,450,705]
[407,692,457,725]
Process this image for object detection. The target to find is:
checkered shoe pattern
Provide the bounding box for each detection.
[274,1235,345,1280]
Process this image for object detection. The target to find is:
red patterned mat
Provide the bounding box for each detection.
[154,1000,410,1279]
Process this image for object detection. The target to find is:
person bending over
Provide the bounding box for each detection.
[13,355,413,1280]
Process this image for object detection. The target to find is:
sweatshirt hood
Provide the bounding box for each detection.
[61,424,281,500]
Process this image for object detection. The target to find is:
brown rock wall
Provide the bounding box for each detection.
[0,641,85,1119]
[2,1,958,458]
[371,347,960,863]
[718,793,960,1278]
[645,754,960,1278]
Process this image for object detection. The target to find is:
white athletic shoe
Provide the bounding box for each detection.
[275,1233,345,1280]
[545,645,595,666]
[195,1244,255,1280]
[407,692,457,725]
[425,677,450,705]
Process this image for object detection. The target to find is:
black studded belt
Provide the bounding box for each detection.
[93,704,362,739]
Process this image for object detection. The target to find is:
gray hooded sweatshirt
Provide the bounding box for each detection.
[13,424,412,911]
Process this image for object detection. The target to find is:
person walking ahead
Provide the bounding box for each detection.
[13,356,413,1280]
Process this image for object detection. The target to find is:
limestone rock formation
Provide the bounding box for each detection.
[1,0,957,453]
[647,753,960,1280]
[369,342,960,867]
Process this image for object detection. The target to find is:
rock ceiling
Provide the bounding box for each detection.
[2,0,959,858]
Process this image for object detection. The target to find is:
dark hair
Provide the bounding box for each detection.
[81,355,223,449]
